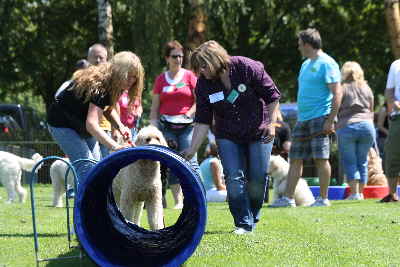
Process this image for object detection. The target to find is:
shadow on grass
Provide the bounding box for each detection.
[204,230,229,235]
[44,247,96,267]
[0,233,66,238]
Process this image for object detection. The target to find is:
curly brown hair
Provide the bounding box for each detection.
[72,51,144,108]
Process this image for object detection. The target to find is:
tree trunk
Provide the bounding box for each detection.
[385,0,400,58]
[97,0,114,57]
[185,0,207,66]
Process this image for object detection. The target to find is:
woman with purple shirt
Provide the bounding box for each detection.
[182,41,280,235]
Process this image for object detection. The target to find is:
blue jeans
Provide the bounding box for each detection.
[216,138,273,231]
[99,130,111,159]
[337,121,376,184]
[160,124,200,184]
[48,126,100,183]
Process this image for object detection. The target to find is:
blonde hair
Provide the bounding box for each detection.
[72,51,144,108]
[190,40,230,78]
[341,61,367,88]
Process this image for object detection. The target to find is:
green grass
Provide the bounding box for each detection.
[0,185,399,266]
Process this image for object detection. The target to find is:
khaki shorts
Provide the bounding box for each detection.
[384,116,400,177]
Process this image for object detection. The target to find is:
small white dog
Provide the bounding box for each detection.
[0,151,43,203]
[50,158,75,207]
[268,155,315,206]
[113,125,168,230]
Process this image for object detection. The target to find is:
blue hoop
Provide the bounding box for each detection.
[74,145,207,267]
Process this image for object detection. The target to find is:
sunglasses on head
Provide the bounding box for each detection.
[170,54,183,59]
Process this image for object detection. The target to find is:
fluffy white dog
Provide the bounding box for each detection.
[113,125,168,230]
[268,155,315,206]
[50,158,75,207]
[0,151,43,203]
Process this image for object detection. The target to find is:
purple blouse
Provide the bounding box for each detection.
[194,56,281,143]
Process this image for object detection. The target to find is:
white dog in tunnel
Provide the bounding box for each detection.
[112,125,168,230]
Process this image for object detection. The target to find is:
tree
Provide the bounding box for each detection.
[97,0,114,57]
[186,0,207,52]
[385,0,400,58]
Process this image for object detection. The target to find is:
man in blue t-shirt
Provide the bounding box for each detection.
[270,28,342,208]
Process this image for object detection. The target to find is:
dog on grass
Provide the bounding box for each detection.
[50,158,75,207]
[367,147,387,186]
[112,125,168,230]
[268,155,315,206]
[0,151,42,203]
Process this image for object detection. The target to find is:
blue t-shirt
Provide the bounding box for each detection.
[297,52,340,122]
[199,157,221,191]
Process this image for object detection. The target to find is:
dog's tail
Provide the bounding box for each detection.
[17,153,43,172]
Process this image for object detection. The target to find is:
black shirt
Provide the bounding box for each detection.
[47,80,110,134]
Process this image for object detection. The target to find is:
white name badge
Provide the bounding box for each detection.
[209,91,224,103]
[162,86,174,93]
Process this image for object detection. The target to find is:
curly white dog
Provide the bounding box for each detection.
[268,155,315,206]
[0,151,42,203]
[113,125,168,230]
[50,158,75,207]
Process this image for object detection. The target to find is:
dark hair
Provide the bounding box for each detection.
[164,40,183,57]
[298,28,322,49]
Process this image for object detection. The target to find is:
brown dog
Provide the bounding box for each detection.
[367,147,387,186]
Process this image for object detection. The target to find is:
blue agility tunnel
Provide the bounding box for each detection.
[74,145,207,267]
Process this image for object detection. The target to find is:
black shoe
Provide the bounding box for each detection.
[379,194,399,203]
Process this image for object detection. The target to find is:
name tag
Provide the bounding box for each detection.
[162,86,174,93]
[226,89,239,104]
[209,91,224,103]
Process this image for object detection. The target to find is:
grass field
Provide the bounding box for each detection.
[0,184,399,267]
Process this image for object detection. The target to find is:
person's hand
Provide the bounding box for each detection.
[181,147,196,160]
[259,123,275,143]
[323,118,335,135]
[111,143,132,152]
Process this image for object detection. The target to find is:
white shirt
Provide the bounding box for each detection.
[386,59,400,101]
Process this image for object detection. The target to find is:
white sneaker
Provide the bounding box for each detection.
[346,193,362,200]
[360,193,364,200]
[233,227,252,235]
[311,197,331,207]
[268,197,296,208]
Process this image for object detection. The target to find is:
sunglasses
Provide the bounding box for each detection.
[170,54,184,59]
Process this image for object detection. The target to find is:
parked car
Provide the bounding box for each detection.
[0,104,50,140]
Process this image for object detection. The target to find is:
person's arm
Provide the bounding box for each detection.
[104,107,131,140]
[385,87,398,113]
[185,94,196,118]
[111,104,121,140]
[324,82,343,134]
[181,123,210,160]
[210,159,226,191]
[86,103,128,151]
[185,72,197,118]
[377,106,389,136]
[149,94,160,127]
[259,100,279,143]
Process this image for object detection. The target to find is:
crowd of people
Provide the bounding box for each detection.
[46,27,400,236]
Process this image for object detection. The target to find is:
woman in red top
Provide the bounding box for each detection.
[117,91,142,141]
[150,40,199,209]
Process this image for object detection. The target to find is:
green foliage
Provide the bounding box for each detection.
[0,1,393,121]
[0,185,399,266]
